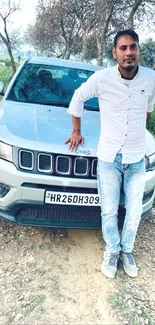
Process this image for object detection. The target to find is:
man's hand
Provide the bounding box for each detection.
[65,130,85,152]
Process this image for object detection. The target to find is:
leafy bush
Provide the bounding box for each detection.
[0,56,12,67]
[147,109,155,137]
[5,59,12,67]
[0,66,12,88]
[0,66,12,101]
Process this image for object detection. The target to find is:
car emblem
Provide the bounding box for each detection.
[76,149,91,155]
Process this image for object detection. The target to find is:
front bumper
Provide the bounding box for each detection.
[0,159,155,229]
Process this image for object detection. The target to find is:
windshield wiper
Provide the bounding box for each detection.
[84,104,99,111]
[41,101,69,107]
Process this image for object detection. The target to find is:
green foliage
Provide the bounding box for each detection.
[5,59,12,67]
[147,109,155,137]
[0,66,12,101]
[0,66,12,88]
[140,39,155,68]
[0,56,12,67]
[104,42,114,61]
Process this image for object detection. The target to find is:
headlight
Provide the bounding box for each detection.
[0,142,12,162]
[145,153,155,171]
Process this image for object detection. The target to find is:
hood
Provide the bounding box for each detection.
[1,101,155,156]
[1,101,100,153]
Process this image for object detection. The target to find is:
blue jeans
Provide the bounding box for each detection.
[97,154,145,254]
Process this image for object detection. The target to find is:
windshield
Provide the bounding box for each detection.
[7,63,99,111]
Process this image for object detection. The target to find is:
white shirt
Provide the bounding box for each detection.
[67,65,155,163]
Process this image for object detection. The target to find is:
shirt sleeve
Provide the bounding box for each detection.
[147,77,155,113]
[67,71,100,117]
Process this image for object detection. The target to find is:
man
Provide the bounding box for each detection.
[65,29,155,278]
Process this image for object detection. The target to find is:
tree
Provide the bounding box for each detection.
[54,0,81,59]
[0,0,21,74]
[121,0,155,65]
[25,0,81,59]
[25,0,155,66]
[71,0,98,60]
[24,24,45,56]
[95,0,121,66]
[140,38,155,68]
[0,28,22,51]
[96,0,155,66]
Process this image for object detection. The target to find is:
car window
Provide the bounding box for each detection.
[7,63,99,111]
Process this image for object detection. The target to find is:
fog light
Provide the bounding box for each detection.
[0,184,10,198]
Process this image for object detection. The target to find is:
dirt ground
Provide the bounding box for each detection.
[0,209,155,325]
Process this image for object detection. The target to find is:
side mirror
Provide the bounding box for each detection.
[0,82,4,96]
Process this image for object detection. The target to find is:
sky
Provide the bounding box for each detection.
[0,0,38,32]
[0,0,155,43]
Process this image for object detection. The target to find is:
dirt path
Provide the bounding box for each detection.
[0,222,116,325]
[0,209,155,325]
[109,209,155,325]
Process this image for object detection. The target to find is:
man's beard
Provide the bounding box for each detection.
[119,62,137,72]
[123,65,135,72]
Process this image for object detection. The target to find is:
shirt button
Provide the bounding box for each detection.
[125,134,127,136]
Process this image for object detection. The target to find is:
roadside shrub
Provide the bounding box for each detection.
[0,66,12,100]
[0,56,7,63]
[0,66,12,88]
[0,56,12,67]
[5,59,12,67]
[147,109,155,137]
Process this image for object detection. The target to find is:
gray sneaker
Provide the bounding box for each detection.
[101,251,119,278]
[120,252,138,277]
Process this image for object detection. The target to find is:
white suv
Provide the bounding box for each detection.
[0,57,155,229]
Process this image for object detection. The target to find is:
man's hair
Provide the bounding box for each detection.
[113,29,139,48]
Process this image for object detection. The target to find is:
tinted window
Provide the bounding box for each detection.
[7,63,99,111]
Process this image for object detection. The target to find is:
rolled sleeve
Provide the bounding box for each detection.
[67,71,100,117]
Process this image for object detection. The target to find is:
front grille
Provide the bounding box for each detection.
[19,150,33,170]
[56,156,71,174]
[17,148,97,179]
[38,153,52,172]
[74,158,88,176]
[17,205,101,224]
[91,159,97,177]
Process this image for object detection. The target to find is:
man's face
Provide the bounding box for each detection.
[112,35,139,72]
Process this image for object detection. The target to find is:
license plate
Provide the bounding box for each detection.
[45,191,101,206]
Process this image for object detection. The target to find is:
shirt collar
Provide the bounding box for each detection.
[115,64,141,80]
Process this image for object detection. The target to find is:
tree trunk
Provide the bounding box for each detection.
[82,33,89,60]
[127,0,143,28]
[0,17,17,75]
[7,44,16,75]
[0,35,16,75]
[61,48,67,59]
[64,48,71,59]
[97,36,103,66]
[97,35,107,67]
